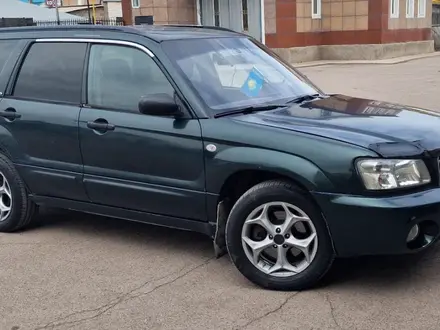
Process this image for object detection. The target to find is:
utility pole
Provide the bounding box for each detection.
[55,0,60,25]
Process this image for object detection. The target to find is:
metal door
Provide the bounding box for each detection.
[199,0,262,41]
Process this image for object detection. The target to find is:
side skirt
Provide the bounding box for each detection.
[30,195,215,237]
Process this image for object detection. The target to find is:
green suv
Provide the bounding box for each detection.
[0,25,438,291]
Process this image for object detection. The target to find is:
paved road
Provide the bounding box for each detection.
[301,56,440,111]
[1,57,440,330]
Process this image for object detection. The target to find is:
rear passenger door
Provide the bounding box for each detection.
[0,41,89,201]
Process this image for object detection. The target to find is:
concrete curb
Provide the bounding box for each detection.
[292,51,440,68]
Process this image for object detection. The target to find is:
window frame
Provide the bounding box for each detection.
[131,0,140,9]
[418,0,426,18]
[390,0,400,18]
[406,0,415,18]
[312,0,322,19]
[7,41,88,105]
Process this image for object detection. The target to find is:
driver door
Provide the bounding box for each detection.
[78,42,206,221]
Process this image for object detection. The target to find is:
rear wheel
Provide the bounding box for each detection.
[225,180,334,291]
[0,154,37,232]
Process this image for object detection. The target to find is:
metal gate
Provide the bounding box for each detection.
[199,0,262,41]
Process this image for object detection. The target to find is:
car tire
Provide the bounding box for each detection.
[225,180,335,291]
[0,153,37,232]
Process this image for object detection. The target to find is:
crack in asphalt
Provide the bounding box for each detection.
[0,242,52,245]
[34,257,216,330]
[325,293,342,329]
[238,292,301,329]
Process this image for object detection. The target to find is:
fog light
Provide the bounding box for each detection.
[407,224,420,242]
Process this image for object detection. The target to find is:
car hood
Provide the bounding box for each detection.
[232,94,440,158]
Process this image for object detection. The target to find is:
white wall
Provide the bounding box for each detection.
[106,2,122,18]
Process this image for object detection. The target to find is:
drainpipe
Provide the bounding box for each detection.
[86,0,92,24]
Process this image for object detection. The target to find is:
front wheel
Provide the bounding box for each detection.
[225,180,335,291]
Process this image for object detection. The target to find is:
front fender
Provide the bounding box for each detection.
[205,146,335,194]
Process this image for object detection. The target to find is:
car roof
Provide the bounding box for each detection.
[0,24,243,42]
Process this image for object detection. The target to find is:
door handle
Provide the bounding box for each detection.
[0,108,21,120]
[87,120,115,132]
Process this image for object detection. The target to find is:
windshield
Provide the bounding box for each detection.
[161,37,321,113]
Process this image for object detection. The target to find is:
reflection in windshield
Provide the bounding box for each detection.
[161,37,320,112]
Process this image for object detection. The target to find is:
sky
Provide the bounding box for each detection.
[19,0,46,4]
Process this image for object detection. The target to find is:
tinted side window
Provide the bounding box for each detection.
[13,42,87,104]
[0,40,19,75]
[87,44,174,112]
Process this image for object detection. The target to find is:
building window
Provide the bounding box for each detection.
[213,0,220,26]
[242,0,249,31]
[406,0,415,18]
[131,0,139,8]
[312,0,321,19]
[390,0,399,18]
[418,0,426,17]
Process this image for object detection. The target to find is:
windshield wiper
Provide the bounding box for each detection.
[214,104,286,118]
[285,93,322,104]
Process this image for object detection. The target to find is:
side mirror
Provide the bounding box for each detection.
[138,93,182,117]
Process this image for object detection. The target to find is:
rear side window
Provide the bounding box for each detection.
[13,42,87,104]
[0,40,19,75]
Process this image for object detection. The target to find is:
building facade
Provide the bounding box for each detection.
[58,0,122,20]
[121,0,433,61]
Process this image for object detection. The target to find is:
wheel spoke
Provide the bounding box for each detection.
[285,233,317,263]
[242,236,273,264]
[0,199,10,212]
[3,183,11,199]
[0,174,11,222]
[269,246,297,274]
[244,204,276,236]
[279,203,309,235]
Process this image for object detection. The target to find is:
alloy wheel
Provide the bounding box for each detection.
[241,201,318,277]
[0,172,12,222]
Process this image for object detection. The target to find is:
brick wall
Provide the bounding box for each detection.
[297,0,369,32]
[62,0,101,5]
[129,0,196,25]
[265,0,432,48]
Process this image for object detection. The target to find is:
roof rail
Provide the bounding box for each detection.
[156,24,243,34]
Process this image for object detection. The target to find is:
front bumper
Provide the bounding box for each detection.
[312,188,440,257]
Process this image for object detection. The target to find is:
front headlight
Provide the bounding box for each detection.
[356,159,431,190]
